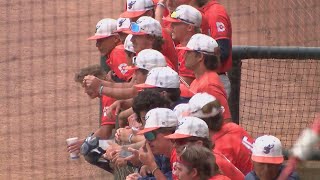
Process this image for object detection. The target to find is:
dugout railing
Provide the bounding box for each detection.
[229,46,320,160]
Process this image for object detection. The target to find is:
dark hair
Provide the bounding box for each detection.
[124,50,136,59]
[150,88,181,102]
[184,136,214,150]
[132,90,170,122]
[74,64,106,83]
[150,35,164,52]
[195,0,209,7]
[136,68,149,75]
[199,53,220,70]
[201,113,224,132]
[156,127,176,135]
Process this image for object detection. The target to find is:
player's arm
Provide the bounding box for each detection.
[93,125,115,139]
[101,80,133,88]
[101,86,138,100]
[216,39,231,64]
[155,0,167,26]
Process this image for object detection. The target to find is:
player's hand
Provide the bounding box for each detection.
[83,75,101,94]
[115,127,133,143]
[106,100,122,119]
[67,138,85,153]
[127,113,143,130]
[139,165,151,177]
[126,173,141,180]
[138,142,155,167]
[103,142,121,160]
[105,71,115,82]
[124,147,141,166]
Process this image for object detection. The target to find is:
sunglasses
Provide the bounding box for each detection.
[144,131,158,141]
[170,11,195,25]
[130,22,143,33]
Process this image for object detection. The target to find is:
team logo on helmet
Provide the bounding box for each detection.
[118,18,126,27]
[128,0,136,9]
[263,144,274,154]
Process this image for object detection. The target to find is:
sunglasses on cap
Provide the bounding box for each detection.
[144,131,158,141]
[130,22,144,33]
[170,11,195,25]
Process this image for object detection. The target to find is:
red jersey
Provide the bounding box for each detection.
[100,95,117,125]
[176,44,195,79]
[200,0,232,73]
[170,149,178,180]
[212,123,254,175]
[213,150,244,180]
[162,28,178,71]
[107,45,134,81]
[189,71,231,120]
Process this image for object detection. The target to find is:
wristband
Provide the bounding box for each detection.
[152,166,160,175]
[99,85,104,96]
[128,133,134,144]
[157,2,165,8]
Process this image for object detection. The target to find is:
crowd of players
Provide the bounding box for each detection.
[67,0,299,179]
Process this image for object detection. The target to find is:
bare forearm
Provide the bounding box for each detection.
[101,87,137,100]
[101,80,133,88]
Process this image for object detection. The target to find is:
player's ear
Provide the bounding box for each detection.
[190,168,198,178]
[113,34,121,44]
[194,140,203,146]
[186,24,193,32]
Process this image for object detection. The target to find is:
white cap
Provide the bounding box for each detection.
[88,18,117,40]
[128,49,166,71]
[188,93,224,118]
[124,34,135,53]
[163,5,202,27]
[173,103,191,120]
[252,135,284,164]
[135,67,180,89]
[124,16,162,37]
[176,34,219,55]
[165,117,209,139]
[120,0,154,18]
[115,18,131,32]
[137,108,178,134]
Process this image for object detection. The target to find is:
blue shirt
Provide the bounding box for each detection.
[245,165,299,180]
[138,155,172,180]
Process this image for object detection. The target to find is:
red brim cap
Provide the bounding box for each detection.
[134,83,157,89]
[164,133,191,139]
[162,16,182,23]
[120,10,147,18]
[137,127,160,135]
[175,46,193,51]
[251,155,284,164]
[87,35,111,40]
[122,30,148,35]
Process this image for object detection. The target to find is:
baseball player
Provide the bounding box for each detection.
[174,146,231,180]
[165,116,245,179]
[177,33,231,122]
[245,135,299,180]
[184,92,254,175]
[120,0,178,71]
[158,0,232,97]
[126,108,179,180]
